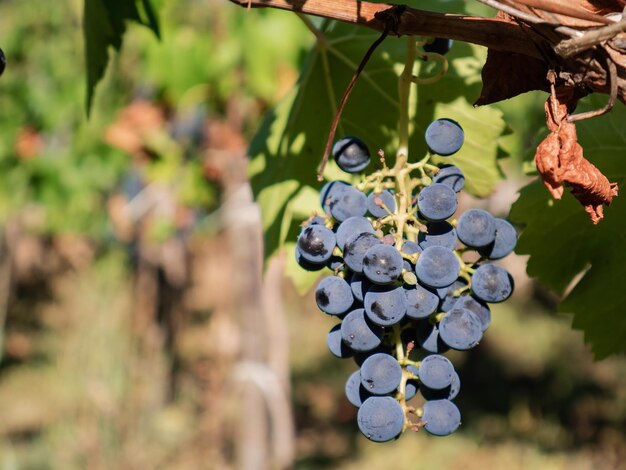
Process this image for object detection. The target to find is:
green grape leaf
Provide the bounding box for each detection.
[510,94,626,359]
[83,0,160,113]
[250,14,508,293]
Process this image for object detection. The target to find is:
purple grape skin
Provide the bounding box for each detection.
[328,185,368,222]
[478,218,517,260]
[433,164,464,192]
[420,371,461,401]
[344,232,382,273]
[336,216,375,250]
[364,285,407,327]
[360,353,402,395]
[438,307,483,351]
[315,276,354,315]
[418,354,455,390]
[362,244,404,285]
[357,396,405,442]
[424,118,464,157]
[471,264,514,303]
[404,283,439,319]
[332,136,371,173]
[320,180,349,212]
[415,320,450,354]
[295,246,325,272]
[297,224,336,264]
[350,273,370,303]
[415,245,460,289]
[345,370,371,407]
[453,295,491,332]
[417,183,458,222]
[340,308,384,352]
[418,221,458,251]
[456,208,497,248]
[327,324,354,358]
[367,190,396,218]
[422,399,461,436]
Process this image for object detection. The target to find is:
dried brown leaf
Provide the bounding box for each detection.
[534,88,619,223]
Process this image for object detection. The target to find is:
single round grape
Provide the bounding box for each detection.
[472,264,514,303]
[425,118,464,156]
[360,353,402,395]
[357,396,405,442]
[478,218,517,260]
[363,244,404,285]
[418,354,455,390]
[345,370,371,407]
[404,283,439,319]
[433,164,464,193]
[417,183,458,222]
[415,245,460,288]
[367,190,396,218]
[327,324,353,358]
[320,180,349,212]
[418,221,458,251]
[336,216,375,250]
[333,136,371,173]
[328,185,368,222]
[423,37,453,55]
[315,276,354,315]
[456,208,497,248]
[422,399,461,436]
[295,246,325,272]
[341,309,384,352]
[453,295,491,331]
[344,232,382,273]
[364,285,407,327]
[297,224,336,264]
[438,307,483,350]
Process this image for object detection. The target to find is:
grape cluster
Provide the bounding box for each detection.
[296,122,517,442]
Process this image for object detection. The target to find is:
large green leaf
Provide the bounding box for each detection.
[83,0,160,113]
[510,95,626,359]
[249,12,508,292]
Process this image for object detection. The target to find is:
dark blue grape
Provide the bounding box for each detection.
[350,273,370,303]
[418,222,458,251]
[422,399,461,436]
[333,136,371,173]
[367,190,396,218]
[416,321,449,354]
[320,180,349,212]
[418,354,455,390]
[417,183,458,222]
[326,256,344,271]
[344,232,382,273]
[453,295,491,331]
[456,209,497,248]
[425,118,464,156]
[360,353,402,395]
[315,276,354,315]
[405,364,419,401]
[297,224,336,264]
[357,396,405,442]
[327,324,353,358]
[423,37,453,55]
[478,218,517,260]
[415,246,460,288]
[295,246,325,272]
[420,371,460,401]
[438,307,482,350]
[471,264,514,303]
[401,240,421,256]
[364,285,407,326]
[404,283,439,319]
[433,164,464,192]
[341,309,384,352]
[336,216,374,250]
[328,185,368,222]
[363,244,404,285]
[345,370,371,407]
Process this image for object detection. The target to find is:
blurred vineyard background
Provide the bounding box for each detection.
[0,0,625,469]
